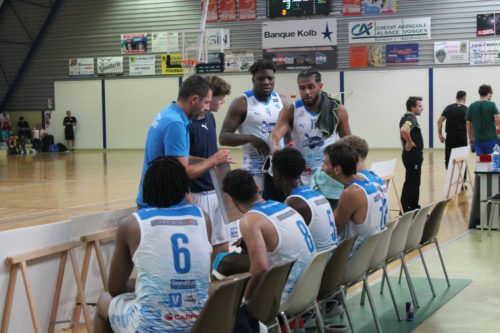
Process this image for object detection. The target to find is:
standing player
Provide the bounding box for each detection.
[63,110,77,151]
[270,70,351,186]
[219,59,286,199]
[94,157,213,333]
[272,147,338,251]
[189,75,232,262]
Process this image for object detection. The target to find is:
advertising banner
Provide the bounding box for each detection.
[343,0,361,16]
[97,57,124,75]
[161,53,184,75]
[470,40,500,65]
[151,32,179,53]
[129,55,156,76]
[239,0,256,21]
[262,18,337,49]
[224,51,255,72]
[207,29,230,50]
[120,33,148,54]
[349,17,431,43]
[386,43,418,65]
[368,44,384,67]
[434,41,469,64]
[68,58,94,76]
[363,0,397,14]
[204,0,218,22]
[350,46,368,68]
[219,0,237,22]
[263,46,337,71]
[476,13,500,37]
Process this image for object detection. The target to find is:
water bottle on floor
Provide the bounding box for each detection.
[492,144,500,171]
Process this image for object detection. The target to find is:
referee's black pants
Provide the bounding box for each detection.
[401,149,423,213]
[445,132,468,168]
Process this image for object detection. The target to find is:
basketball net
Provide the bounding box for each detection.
[180,1,209,80]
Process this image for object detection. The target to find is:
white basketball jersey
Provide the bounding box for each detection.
[288,186,338,251]
[360,169,389,226]
[249,200,315,302]
[130,202,212,332]
[239,90,284,175]
[343,176,388,252]
[292,99,336,172]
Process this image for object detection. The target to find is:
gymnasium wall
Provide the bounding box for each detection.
[52,67,500,149]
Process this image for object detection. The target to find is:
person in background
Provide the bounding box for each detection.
[63,110,77,151]
[438,90,468,168]
[17,116,30,155]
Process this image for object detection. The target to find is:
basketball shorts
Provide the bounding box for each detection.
[191,191,230,246]
[108,292,140,333]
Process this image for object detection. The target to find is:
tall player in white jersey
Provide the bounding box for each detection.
[270,70,351,186]
[219,60,287,199]
[322,141,388,254]
[221,169,315,303]
[272,147,338,251]
[94,157,212,333]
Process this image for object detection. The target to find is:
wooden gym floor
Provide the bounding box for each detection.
[0,148,472,241]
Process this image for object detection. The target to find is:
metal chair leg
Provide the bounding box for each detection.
[401,255,419,308]
[418,247,436,297]
[280,312,292,333]
[340,287,354,333]
[313,302,326,333]
[398,261,403,284]
[380,266,386,295]
[363,277,383,333]
[383,265,402,321]
[434,240,451,287]
[360,280,366,305]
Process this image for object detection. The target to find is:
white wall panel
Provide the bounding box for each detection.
[53,80,102,149]
[345,69,429,148]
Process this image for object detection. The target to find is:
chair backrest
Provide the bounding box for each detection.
[386,209,417,260]
[405,203,436,251]
[190,273,250,333]
[317,237,357,301]
[247,261,295,324]
[368,219,398,271]
[279,247,334,316]
[342,229,387,285]
[421,199,450,244]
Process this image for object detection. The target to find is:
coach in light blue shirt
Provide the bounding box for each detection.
[136,75,232,208]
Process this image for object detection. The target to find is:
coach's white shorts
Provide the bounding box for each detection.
[108,292,139,333]
[191,191,230,246]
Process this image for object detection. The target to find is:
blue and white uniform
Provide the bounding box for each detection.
[239,90,283,187]
[288,186,338,251]
[292,99,336,186]
[137,103,190,208]
[360,169,389,227]
[342,176,388,253]
[108,201,212,333]
[249,200,315,302]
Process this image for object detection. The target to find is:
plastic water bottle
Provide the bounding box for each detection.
[493,144,500,171]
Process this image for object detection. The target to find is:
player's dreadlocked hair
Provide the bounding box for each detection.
[143,156,190,208]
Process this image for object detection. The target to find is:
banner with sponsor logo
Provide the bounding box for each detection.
[151,32,179,53]
[219,0,237,22]
[206,29,230,50]
[349,17,431,43]
[120,33,148,54]
[470,40,500,65]
[350,46,368,67]
[239,0,256,21]
[476,13,500,37]
[343,0,361,16]
[263,46,337,71]
[97,57,123,75]
[368,44,385,67]
[434,41,469,64]
[386,43,418,65]
[363,0,397,14]
[68,58,94,76]
[129,55,156,76]
[204,0,218,22]
[161,53,185,75]
[262,18,337,49]
[224,50,255,72]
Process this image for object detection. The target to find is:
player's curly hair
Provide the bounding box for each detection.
[223,169,258,204]
[249,59,276,77]
[272,148,305,180]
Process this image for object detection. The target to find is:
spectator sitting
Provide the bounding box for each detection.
[31,123,47,152]
[7,133,18,155]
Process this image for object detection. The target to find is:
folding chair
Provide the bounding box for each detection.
[190,273,250,333]
[1,241,91,333]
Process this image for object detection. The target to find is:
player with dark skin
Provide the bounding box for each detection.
[219,62,287,155]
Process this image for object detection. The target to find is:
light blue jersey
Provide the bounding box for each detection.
[288,186,338,251]
[250,200,315,302]
[108,201,211,333]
